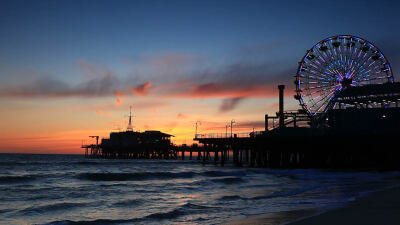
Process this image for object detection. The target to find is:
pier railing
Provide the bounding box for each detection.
[195,131,264,139]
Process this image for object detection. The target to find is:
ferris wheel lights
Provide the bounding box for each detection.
[361,46,370,52]
[307,54,315,60]
[372,55,381,60]
[333,42,340,48]
[319,46,328,51]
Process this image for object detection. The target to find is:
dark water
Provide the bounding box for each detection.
[1,154,400,225]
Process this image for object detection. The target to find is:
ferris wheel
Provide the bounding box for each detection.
[295,35,394,117]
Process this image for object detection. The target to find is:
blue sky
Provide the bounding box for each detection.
[1,0,399,83]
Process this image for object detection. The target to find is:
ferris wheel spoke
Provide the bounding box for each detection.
[302,64,336,81]
[314,48,338,79]
[327,39,341,66]
[309,92,334,112]
[304,73,336,83]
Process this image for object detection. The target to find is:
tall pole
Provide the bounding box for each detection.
[195,121,201,138]
[230,119,235,138]
[226,124,228,138]
[278,85,285,129]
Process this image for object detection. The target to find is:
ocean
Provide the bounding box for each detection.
[1,153,399,225]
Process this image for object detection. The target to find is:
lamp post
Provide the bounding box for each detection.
[225,124,229,138]
[195,121,201,138]
[230,119,235,138]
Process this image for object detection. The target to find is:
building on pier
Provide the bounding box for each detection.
[82,107,175,159]
[99,130,174,158]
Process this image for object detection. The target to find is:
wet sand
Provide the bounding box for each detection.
[229,187,400,225]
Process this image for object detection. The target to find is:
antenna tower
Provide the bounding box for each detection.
[127,106,133,131]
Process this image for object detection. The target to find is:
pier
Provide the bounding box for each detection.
[82,35,400,169]
[82,82,400,169]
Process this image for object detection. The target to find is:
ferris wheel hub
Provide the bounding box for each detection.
[339,78,353,89]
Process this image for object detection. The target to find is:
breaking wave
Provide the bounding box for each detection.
[43,203,217,225]
[20,202,88,215]
[77,170,248,182]
[77,171,197,181]
[0,175,37,184]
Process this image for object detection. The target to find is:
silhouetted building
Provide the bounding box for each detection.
[328,82,400,133]
[100,130,174,158]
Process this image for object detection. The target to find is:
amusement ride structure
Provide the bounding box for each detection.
[294,35,395,127]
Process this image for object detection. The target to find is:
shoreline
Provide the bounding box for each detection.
[287,186,400,225]
[228,186,400,225]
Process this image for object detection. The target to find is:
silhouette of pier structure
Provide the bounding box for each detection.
[82,83,400,169]
[192,83,400,169]
[82,35,400,169]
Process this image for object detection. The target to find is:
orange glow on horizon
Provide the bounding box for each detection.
[0,90,298,154]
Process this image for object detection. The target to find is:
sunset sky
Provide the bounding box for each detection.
[1,0,400,153]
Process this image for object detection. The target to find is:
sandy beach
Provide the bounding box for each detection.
[229,186,400,225]
[288,186,400,225]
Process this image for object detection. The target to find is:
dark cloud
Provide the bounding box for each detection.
[0,75,119,98]
[159,62,297,99]
[219,97,244,112]
[177,113,187,119]
[131,81,152,96]
[0,75,155,99]
[0,49,297,101]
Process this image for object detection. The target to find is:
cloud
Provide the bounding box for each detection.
[157,62,296,99]
[219,97,244,112]
[131,81,152,96]
[0,60,153,99]
[85,99,169,112]
[0,75,151,100]
[113,90,127,97]
[113,91,126,104]
[0,46,297,103]
[0,72,121,98]
[77,59,114,78]
[95,110,115,117]
[177,113,187,119]
[235,121,265,129]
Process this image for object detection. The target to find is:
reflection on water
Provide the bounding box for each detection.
[0,154,399,225]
